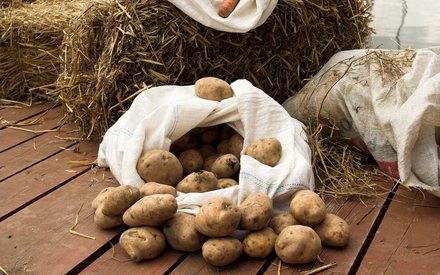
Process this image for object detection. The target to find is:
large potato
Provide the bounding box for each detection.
[100,185,141,216]
[275,225,322,264]
[269,213,299,234]
[195,196,241,237]
[195,77,234,101]
[163,212,208,252]
[139,182,177,197]
[136,149,183,186]
[123,194,177,227]
[210,154,240,178]
[229,133,244,158]
[290,190,326,226]
[175,170,218,193]
[119,227,166,261]
[243,227,277,258]
[245,137,282,167]
[202,237,243,266]
[313,213,350,247]
[94,205,124,229]
[239,193,273,231]
[91,187,115,212]
[179,149,204,175]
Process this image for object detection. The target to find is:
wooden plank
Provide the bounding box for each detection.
[0,141,99,221]
[81,245,186,275]
[0,102,56,130]
[0,106,64,152]
[0,169,121,275]
[358,186,440,274]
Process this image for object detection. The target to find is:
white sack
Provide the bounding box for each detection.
[283,48,440,197]
[98,79,314,214]
[167,0,278,33]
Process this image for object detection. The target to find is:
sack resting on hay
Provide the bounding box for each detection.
[97,79,314,214]
[283,48,440,197]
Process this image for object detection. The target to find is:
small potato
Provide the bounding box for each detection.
[269,213,299,234]
[179,149,204,175]
[229,133,244,158]
[120,226,166,261]
[163,212,208,252]
[139,182,177,197]
[94,205,124,229]
[195,196,241,237]
[275,225,321,264]
[245,137,282,167]
[195,77,234,101]
[175,170,218,193]
[91,187,115,212]
[216,139,230,154]
[198,144,217,159]
[136,149,183,187]
[123,194,177,227]
[211,154,240,178]
[202,237,243,266]
[313,213,350,247]
[290,190,326,226]
[170,133,199,155]
[239,193,272,231]
[200,126,219,145]
[203,154,222,171]
[243,227,277,258]
[100,185,141,216]
[217,178,238,189]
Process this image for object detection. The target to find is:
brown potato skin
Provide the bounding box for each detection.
[139,182,177,197]
[91,187,115,212]
[170,133,199,155]
[217,178,238,189]
[216,139,230,154]
[202,237,243,266]
[245,137,282,167]
[100,185,141,216]
[275,225,322,264]
[195,196,241,237]
[136,149,183,187]
[123,194,177,227]
[290,190,326,226]
[243,227,277,258]
[198,144,217,159]
[203,154,222,171]
[119,227,166,261]
[175,170,218,193]
[269,213,299,234]
[195,77,234,101]
[239,193,273,231]
[200,126,219,145]
[313,213,350,247]
[179,149,204,175]
[163,212,208,252]
[229,133,244,158]
[210,153,240,178]
[94,205,124,229]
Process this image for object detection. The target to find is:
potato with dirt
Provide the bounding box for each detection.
[202,237,243,266]
[195,196,241,237]
[123,194,177,227]
[175,170,218,193]
[195,77,234,101]
[136,149,183,186]
[179,149,204,175]
[290,189,326,226]
[163,212,208,252]
[217,178,238,189]
[119,226,166,261]
[99,185,141,216]
[91,187,115,212]
[94,205,124,229]
[229,133,244,158]
[269,213,299,234]
[313,213,350,247]
[243,227,277,258]
[245,137,282,167]
[139,182,177,197]
[239,192,273,231]
[275,225,322,264]
[210,153,240,178]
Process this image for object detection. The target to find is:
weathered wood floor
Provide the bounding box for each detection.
[1,103,439,275]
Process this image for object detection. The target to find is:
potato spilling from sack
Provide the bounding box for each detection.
[119,226,166,261]
[195,77,234,101]
[202,237,243,267]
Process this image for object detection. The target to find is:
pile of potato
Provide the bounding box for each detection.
[91,77,350,266]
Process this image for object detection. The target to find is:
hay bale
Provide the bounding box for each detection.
[0,0,93,101]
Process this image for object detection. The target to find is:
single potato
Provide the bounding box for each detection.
[229,133,244,158]
[239,192,273,231]
[94,205,124,229]
[217,178,238,189]
[195,77,234,101]
[210,153,240,178]
[139,182,177,197]
[175,170,218,193]
[179,149,204,175]
[202,237,243,266]
[290,190,326,226]
[100,185,141,216]
[269,213,299,234]
[245,137,282,167]
[243,227,277,258]
[123,194,177,227]
[91,187,115,212]
[313,213,350,247]
[119,226,166,261]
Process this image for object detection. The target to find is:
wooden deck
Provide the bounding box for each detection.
[1,103,439,275]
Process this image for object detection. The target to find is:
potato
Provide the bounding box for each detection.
[290,190,326,226]
[195,77,234,101]
[123,194,177,227]
[94,205,124,229]
[218,124,236,140]
[216,139,230,154]
[200,126,219,145]
[217,178,238,189]
[170,133,199,155]
[198,144,217,159]
[313,213,350,247]
[139,182,177,197]
[245,137,282,167]
[203,154,222,171]
[202,237,242,266]
[210,154,240,178]
[229,133,244,158]
[179,149,204,175]
[195,196,241,237]
[163,212,208,252]
[175,170,218,193]
[119,226,166,261]
[136,149,183,187]
[269,213,299,234]
[239,193,272,231]
[100,185,141,216]
[275,225,321,264]
[91,187,115,212]
[243,227,277,258]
